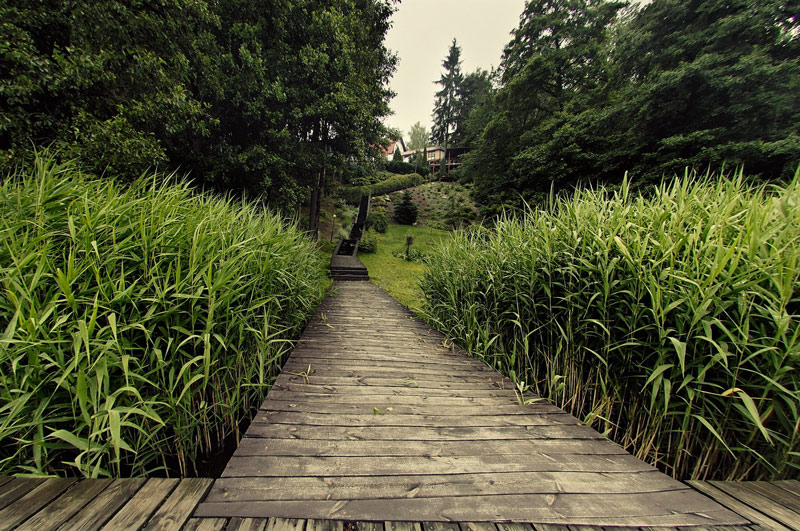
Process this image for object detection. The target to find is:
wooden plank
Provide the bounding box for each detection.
[194,490,748,525]
[182,518,228,531]
[306,519,344,531]
[259,401,555,417]
[278,375,505,390]
[384,523,422,531]
[264,392,525,407]
[355,522,384,531]
[254,410,573,428]
[221,454,655,478]
[267,518,307,531]
[243,424,606,441]
[421,523,459,531]
[207,471,684,502]
[460,523,497,531]
[773,480,800,499]
[232,438,629,457]
[686,481,790,531]
[16,479,112,531]
[0,478,12,490]
[0,477,76,530]
[0,478,46,510]
[145,478,212,530]
[226,517,270,531]
[103,478,178,530]
[743,481,800,514]
[495,524,533,531]
[709,480,800,529]
[271,382,517,399]
[59,478,146,530]
[281,361,496,377]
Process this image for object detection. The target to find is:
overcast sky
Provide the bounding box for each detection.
[383,0,526,141]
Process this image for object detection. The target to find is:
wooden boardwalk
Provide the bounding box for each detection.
[0,476,799,529]
[193,282,748,527]
[2,282,798,529]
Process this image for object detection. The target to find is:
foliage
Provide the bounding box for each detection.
[385,160,416,175]
[442,195,477,229]
[465,0,800,213]
[366,207,389,233]
[0,0,397,208]
[451,69,493,148]
[393,146,403,161]
[422,170,800,481]
[0,155,327,477]
[394,190,419,225]
[339,173,423,203]
[431,39,463,151]
[358,228,379,253]
[407,122,429,151]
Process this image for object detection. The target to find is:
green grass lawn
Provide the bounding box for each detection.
[358,224,450,314]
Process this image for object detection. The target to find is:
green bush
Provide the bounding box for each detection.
[358,228,379,253]
[366,207,388,233]
[386,160,415,174]
[422,169,800,481]
[394,190,419,225]
[339,173,423,204]
[0,154,327,477]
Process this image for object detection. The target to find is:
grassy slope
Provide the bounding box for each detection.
[358,224,450,313]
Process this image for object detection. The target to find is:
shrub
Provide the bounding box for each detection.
[394,190,419,225]
[339,173,423,204]
[358,228,379,253]
[0,154,327,477]
[366,207,388,233]
[385,160,415,174]
[422,169,800,481]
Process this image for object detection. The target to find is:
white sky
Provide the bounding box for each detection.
[383,0,526,141]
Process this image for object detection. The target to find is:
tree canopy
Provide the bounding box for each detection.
[0,0,397,210]
[431,39,463,150]
[461,0,800,214]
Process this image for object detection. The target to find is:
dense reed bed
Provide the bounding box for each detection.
[0,155,327,477]
[422,170,799,480]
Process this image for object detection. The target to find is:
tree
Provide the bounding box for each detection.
[393,146,403,161]
[407,121,429,150]
[451,69,494,147]
[431,38,463,175]
[393,190,418,224]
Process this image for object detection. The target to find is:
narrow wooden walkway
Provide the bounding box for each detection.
[193,282,749,527]
[1,476,799,529]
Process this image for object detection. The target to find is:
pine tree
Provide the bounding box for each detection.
[393,190,418,225]
[431,39,463,174]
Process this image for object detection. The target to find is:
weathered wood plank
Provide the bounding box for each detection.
[58,478,146,530]
[774,480,800,499]
[271,382,517,398]
[0,478,46,511]
[103,478,178,530]
[260,400,554,417]
[232,438,629,457]
[207,471,685,502]
[384,523,421,531]
[742,481,800,514]
[182,517,228,531]
[264,392,523,407]
[220,454,656,478]
[266,518,307,531]
[306,519,344,531]
[145,478,212,530]
[686,481,790,531]
[194,490,747,526]
[460,523,497,531]
[225,517,270,531]
[16,479,111,531]
[421,522,459,531]
[0,478,76,530]
[243,424,606,441]
[708,480,800,529]
[354,522,384,531]
[253,410,573,428]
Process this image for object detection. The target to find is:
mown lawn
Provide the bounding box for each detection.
[358,224,450,313]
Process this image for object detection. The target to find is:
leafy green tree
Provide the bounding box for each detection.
[431,38,463,167]
[408,121,429,150]
[451,69,493,147]
[393,190,418,224]
[393,146,403,161]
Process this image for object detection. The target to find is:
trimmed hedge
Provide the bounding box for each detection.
[339,173,424,204]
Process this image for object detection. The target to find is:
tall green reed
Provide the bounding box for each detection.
[422,169,800,480]
[0,154,327,477]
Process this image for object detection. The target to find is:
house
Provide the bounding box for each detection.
[381,138,407,161]
[402,145,468,172]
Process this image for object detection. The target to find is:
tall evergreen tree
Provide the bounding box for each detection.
[407,121,429,150]
[431,38,463,173]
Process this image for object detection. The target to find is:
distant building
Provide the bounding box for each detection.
[380,138,407,161]
[402,145,468,172]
